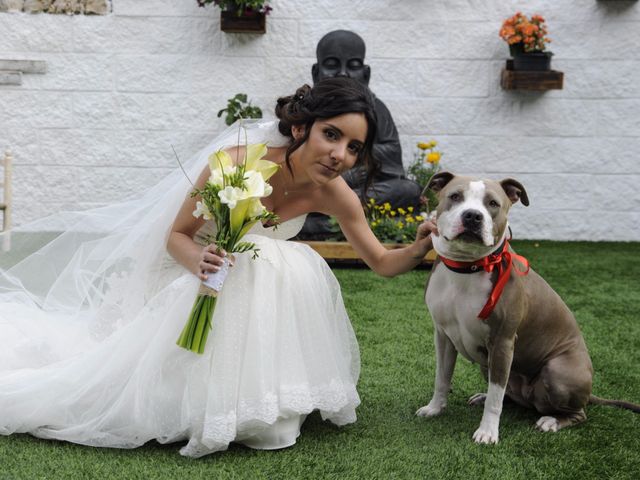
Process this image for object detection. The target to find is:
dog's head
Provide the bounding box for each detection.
[427,172,529,261]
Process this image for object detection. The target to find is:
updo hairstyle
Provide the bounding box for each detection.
[274,77,378,194]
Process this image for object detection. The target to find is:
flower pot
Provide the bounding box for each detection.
[512,52,552,71]
[508,43,527,57]
[509,43,553,71]
[220,8,266,34]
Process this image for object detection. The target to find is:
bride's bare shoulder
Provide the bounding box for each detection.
[264,145,287,164]
[316,177,362,217]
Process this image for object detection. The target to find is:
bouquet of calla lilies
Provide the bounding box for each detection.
[176,143,279,354]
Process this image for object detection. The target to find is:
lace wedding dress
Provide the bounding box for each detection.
[0,121,360,457]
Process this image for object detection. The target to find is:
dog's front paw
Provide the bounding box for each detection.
[472,425,499,444]
[416,401,445,417]
[536,416,560,432]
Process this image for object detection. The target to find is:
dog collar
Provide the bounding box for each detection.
[438,239,530,320]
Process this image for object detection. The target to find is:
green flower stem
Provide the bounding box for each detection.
[177,295,199,346]
[177,294,217,354]
[192,296,211,354]
[188,295,205,347]
[199,296,216,354]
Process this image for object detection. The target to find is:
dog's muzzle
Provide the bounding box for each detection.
[456,209,484,241]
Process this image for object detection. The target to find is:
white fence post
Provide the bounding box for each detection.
[2,150,12,251]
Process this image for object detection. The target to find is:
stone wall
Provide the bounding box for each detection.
[1,0,639,240]
[0,0,111,15]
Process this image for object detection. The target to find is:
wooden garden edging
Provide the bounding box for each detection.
[298,241,436,266]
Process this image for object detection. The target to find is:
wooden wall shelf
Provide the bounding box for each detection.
[501,68,564,91]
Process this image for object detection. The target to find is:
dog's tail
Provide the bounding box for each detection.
[589,395,640,413]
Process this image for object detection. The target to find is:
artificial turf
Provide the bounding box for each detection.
[1,241,638,479]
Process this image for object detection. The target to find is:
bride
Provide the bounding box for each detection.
[0,77,434,457]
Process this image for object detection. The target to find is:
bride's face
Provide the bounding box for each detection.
[291,113,367,185]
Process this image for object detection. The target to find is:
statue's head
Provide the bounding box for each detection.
[312,30,371,86]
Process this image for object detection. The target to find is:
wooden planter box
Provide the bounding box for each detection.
[220,10,266,34]
[297,241,436,267]
[501,60,563,91]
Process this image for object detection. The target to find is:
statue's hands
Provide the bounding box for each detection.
[197,244,233,281]
[342,167,368,189]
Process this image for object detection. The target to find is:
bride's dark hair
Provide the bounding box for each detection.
[275,77,378,196]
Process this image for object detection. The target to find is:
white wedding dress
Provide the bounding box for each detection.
[0,121,360,457]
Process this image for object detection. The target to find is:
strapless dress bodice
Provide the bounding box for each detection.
[195,215,307,246]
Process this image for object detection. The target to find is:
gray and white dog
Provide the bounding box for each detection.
[417,172,639,444]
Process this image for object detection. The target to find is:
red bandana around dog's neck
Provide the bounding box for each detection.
[439,239,530,320]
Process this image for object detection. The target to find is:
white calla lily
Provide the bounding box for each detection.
[243,143,279,181]
[233,197,267,238]
[248,197,266,217]
[242,170,270,198]
[209,150,233,172]
[208,150,240,188]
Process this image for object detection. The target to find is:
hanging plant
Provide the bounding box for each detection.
[217,93,263,126]
[196,0,272,16]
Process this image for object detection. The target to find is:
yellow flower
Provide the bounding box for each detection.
[390,211,396,217]
[417,141,430,150]
[368,198,375,205]
[406,217,415,223]
[371,221,377,227]
[416,215,424,222]
[397,222,404,229]
[398,207,406,215]
[244,143,279,181]
[408,206,414,213]
[429,140,437,148]
[427,152,441,164]
[384,202,391,211]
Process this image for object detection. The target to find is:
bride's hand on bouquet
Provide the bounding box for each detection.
[197,244,232,281]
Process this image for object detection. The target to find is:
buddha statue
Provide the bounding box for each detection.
[299,30,421,239]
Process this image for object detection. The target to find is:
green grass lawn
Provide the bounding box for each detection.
[1,241,639,479]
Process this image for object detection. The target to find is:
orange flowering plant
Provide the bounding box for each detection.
[499,12,551,53]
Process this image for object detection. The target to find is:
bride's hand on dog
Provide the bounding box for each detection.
[415,218,439,255]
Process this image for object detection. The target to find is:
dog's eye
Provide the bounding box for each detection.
[489,200,500,208]
[449,193,461,201]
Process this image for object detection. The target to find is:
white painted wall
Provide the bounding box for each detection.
[1,0,639,240]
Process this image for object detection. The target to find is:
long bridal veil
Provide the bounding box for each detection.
[0,120,290,368]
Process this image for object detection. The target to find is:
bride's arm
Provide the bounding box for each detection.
[167,165,227,281]
[329,183,435,278]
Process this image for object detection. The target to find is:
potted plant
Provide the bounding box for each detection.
[197,0,272,34]
[315,201,434,265]
[499,12,552,71]
[301,139,445,264]
[217,93,262,126]
[407,140,442,214]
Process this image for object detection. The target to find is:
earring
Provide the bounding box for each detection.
[292,126,305,140]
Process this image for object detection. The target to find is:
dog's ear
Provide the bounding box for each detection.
[427,172,454,194]
[500,178,529,206]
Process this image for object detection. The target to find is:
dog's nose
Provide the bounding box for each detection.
[462,209,483,229]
